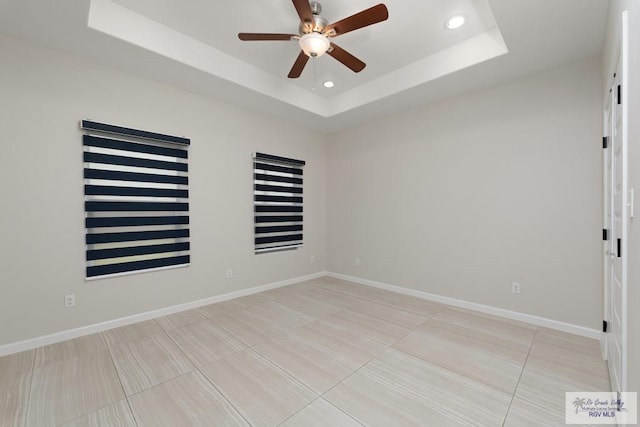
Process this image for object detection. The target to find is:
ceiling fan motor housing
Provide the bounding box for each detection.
[299,2,328,34]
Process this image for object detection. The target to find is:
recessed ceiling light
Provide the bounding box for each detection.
[323,81,335,88]
[446,15,465,30]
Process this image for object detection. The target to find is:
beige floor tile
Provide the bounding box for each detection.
[253,334,357,394]
[528,329,609,381]
[60,400,136,427]
[102,320,164,347]
[347,299,428,329]
[515,363,610,417]
[196,301,237,319]
[154,308,207,331]
[362,291,445,318]
[275,281,322,295]
[128,371,248,426]
[393,322,523,394]
[526,345,610,384]
[434,307,537,345]
[200,349,316,427]
[365,348,512,426]
[319,308,411,345]
[536,327,603,352]
[324,369,470,426]
[228,292,274,308]
[417,319,531,364]
[27,351,124,427]
[270,291,343,318]
[210,308,287,346]
[0,349,35,427]
[281,398,362,427]
[165,319,246,367]
[35,333,107,367]
[503,396,590,427]
[316,280,387,300]
[109,333,194,396]
[247,301,313,330]
[295,287,362,309]
[288,320,387,366]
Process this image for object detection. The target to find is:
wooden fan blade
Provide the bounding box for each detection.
[288,51,310,78]
[238,33,297,41]
[292,0,314,24]
[328,43,366,73]
[324,4,388,37]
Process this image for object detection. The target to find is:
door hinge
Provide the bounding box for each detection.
[603,229,608,241]
[603,320,608,333]
[617,85,622,105]
[617,238,622,258]
[603,136,608,149]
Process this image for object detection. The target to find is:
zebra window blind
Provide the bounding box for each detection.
[82,120,190,279]
[253,152,305,253]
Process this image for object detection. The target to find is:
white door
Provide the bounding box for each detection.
[602,85,611,361]
[605,12,629,396]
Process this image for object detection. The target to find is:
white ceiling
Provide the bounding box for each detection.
[0,0,609,133]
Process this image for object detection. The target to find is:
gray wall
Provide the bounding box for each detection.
[326,57,603,329]
[0,35,327,346]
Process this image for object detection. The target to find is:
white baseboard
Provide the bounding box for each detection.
[326,272,602,340]
[0,271,327,357]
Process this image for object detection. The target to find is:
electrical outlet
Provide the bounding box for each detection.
[226,269,233,278]
[511,282,521,294]
[310,255,315,263]
[355,258,360,266]
[64,294,76,308]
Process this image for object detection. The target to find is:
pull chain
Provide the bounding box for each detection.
[312,57,317,91]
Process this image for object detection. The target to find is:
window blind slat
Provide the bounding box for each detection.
[254,215,303,223]
[254,162,303,176]
[87,255,190,278]
[254,195,303,203]
[85,201,189,212]
[255,234,304,245]
[84,169,188,185]
[85,185,188,199]
[255,225,303,234]
[86,229,190,244]
[87,242,190,261]
[254,205,303,213]
[86,215,189,228]
[254,173,302,185]
[84,152,188,172]
[254,184,303,194]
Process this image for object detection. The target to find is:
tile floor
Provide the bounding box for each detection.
[0,277,609,426]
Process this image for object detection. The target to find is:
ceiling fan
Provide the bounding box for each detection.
[238,0,389,78]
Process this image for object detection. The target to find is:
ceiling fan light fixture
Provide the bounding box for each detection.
[446,15,465,30]
[323,80,335,88]
[299,32,330,57]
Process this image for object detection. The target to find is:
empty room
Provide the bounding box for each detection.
[0,0,638,425]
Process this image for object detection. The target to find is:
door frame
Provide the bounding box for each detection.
[602,10,630,395]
